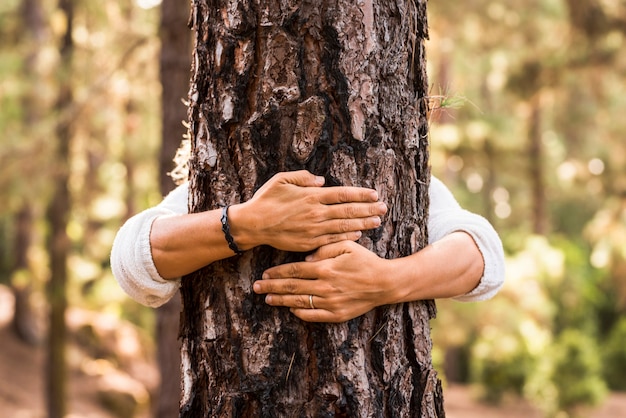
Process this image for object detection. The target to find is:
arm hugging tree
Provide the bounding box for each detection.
[181,0,443,416]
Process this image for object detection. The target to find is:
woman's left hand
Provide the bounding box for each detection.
[253,241,392,322]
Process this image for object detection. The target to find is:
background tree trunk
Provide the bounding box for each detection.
[155,0,192,416]
[46,0,74,416]
[181,0,443,416]
[10,0,47,348]
[11,205,41,346]
[528,96,547,235]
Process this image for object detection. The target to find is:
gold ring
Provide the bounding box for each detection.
[309,295,315,309]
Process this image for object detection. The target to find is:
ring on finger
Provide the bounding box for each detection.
[309,294,315,309]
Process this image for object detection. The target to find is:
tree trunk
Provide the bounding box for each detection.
[46,0,74,417]
[11,0,47,348]
[159,0,192,193]
[528,96,547,235]
[181,1,443,416]
[11,205,42,346]
[155,1,192,416]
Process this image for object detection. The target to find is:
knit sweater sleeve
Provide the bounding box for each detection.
[427,176,505,301]
[110,184,188,308]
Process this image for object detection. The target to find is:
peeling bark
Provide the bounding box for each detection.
[181,1,443,416]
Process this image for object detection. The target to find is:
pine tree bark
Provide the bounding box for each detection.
[181,1,443,416]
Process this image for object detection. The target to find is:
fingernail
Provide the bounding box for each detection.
[262,272,269,279]
[355,231,362,238]
[373,217,381,226]
[378,202,387,212]
[253,282,260,292]
[305,255,313,261]
[315,176,325,186]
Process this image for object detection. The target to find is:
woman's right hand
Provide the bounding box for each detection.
[229,170,387,252]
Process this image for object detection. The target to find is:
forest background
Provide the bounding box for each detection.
[0,0,625,417]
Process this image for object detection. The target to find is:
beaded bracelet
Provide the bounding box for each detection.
[221,205,244,255]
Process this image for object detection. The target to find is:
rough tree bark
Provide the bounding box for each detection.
[181,0,443,416]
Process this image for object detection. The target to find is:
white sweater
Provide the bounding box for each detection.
[111,176,505,308]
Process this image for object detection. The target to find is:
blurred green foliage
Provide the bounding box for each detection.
[0,0,624,417]
[428,0,626,416]
[603,317,626,391]
[0,0,163,332]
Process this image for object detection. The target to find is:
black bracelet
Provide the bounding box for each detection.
[221,205,244,255]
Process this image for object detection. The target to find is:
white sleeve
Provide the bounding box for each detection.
[428,176,505,302]
[110,183,189,308]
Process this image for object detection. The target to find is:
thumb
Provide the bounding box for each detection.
[282,170,325,187]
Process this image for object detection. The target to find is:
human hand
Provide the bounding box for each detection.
[230,171,387,252]
[253,241,393,322]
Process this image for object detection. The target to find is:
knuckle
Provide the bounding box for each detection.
[304,193,320,206]
[344,205,357,218]
[308,207,324,222]
[333,189,349,203]
[368,203,380,216]
[317,265,332,279]
[285,281,299,294]
[287,263,301,277]
[295,240,312,252]
[322,234,339,246]
[297,294,309,308]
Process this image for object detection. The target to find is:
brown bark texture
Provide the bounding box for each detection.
[180,0,443,416]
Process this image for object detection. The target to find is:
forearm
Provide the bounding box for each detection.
[150,209,243,279]
[149,170,386,280]
[385,231,484,303]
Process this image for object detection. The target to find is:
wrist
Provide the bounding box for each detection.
[226,202,261,251]
[371,256,400,307]
[221,206,244,255]
[383,256,421,305]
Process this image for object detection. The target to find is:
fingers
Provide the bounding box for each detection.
[307,202,386,238]
[271,171,382,206]
[303,216,379,248]
[264,293,318,310]
[325,201,388,220]
[276,171,379,204]
[263,293,347,323]
[290,308,337,323]
[317,186,380,205]
[305,241,354,262]
[276,170,325,187]
[321,212,383,233]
